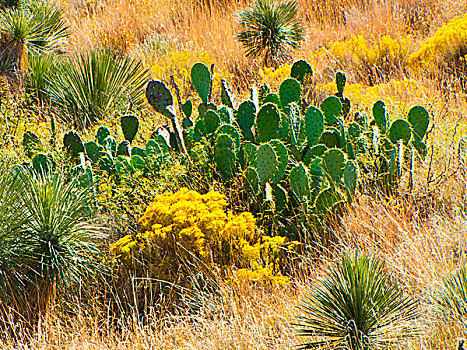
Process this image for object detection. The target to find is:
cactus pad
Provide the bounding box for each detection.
[204,110,221,134]
[280,78,302,107]
[117,140,131,157]
[305,106,324,146]
[388,119,412,144]
[256,143,277,185]
[64,131,85,157]
[372,100,388,133]
[270,140,288,184]
[191,62,211,104]
[263,93,282,109]
[344,160,358,197]
[218,106,234,124]
[289,163,311,200]
[291,60,313,84]
[146,80,176,118]
[273,183,288,212]
[408,105,429,141]
[243,142,258,167]
[145,139,162,157]
[182,99,193,118]
[85,141,101,163]
[303,144,327,165]
[121,115,139,143]
[336,71,346,95]
[321,96,342,125]
[217,124,241,149]
[320,129,341,148]
[315,188,344,213]
[237,100,256,135]
[130,154,146,171]
[256,103,280,143]
[323,148,346,186]
[96,126,110,145]
[347,122,361,140]
[215,134,237,181]
[32,153,52,176]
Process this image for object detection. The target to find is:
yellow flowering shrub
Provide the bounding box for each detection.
[320,34,413,83]
[258,64,291,89]
[409,15,467,68]
[111,188,295,286]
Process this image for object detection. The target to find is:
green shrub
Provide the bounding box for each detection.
[237,0,304,67]
[46,49,148,129]
[295,252,419,349]
[0,167,105,319]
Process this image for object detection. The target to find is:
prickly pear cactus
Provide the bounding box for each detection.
[217,124,241,149]
[289,163,311,200]
[291,60,313,84]
[104,136,117,156]
[131,146,146,158]
[305,106,324,146]
[204,110,221,134]
[131,154,146,171]
[256,143,277,185]
[146,139,162,157]
[279,78,301,107]
[287,102,300,145]
[408,106,429,141]
[303,144,327,165]
[117,140,131,157]
[269,140,288,184]
[84,141,101,163]
[64,131,85,157]
[347,122,361,140]
[323,148,346,186]
[146,80,176,118]
[315,188,344,214]
[320,129,341,149]
[372,100,388,133]
[256,103,280,143]
[344,160,358,200]
[243,142,258,167]
[388,119,412,145]
[182,99,193,118]
[191,62,211,104]
[221,79,235,108]
[215,134,237,181]
[23,131,41,158]
[121,115,139,143]
[218,106,234,124]
[237,100,256,137]
[321,96,342,125]
[336,71,346,95]
[263,93,282,109]
[96,126,110,146]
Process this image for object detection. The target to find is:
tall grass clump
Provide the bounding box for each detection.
[296,251,419,349]
[0,167,105,320]
[46,49,148,129]
[237,0,304,67]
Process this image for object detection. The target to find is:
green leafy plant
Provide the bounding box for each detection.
[435,266,467,332]
[46,49,148,129]
[237,0,304,67]
[295,252,419,349]
[0,167,105,319]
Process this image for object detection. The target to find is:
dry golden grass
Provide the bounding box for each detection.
[4,0,467,348]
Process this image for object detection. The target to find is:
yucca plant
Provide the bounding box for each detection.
[237,0,304,67]
[295,252,419,349]
[26,52,57,102]
[0,167,105,319]
[435,266,467,332]
[46,49,148,129]
[0,2,68,71]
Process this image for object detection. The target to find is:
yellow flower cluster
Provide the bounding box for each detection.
[409,15,467,68]
[111,188,294,286]
[258,64,291,89]
[325,34,413,68]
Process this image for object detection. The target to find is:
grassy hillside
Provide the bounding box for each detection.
[1,0,467,348]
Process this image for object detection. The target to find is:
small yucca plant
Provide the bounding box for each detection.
[295,252,419,349]
[237,0,304,67]
[436,266,467,332]
[46,49,148,129]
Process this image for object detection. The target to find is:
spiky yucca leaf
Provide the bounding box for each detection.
[0,3,68,54]
[436,266,467,331]
[237,0,304,67]
[296,252,419,349]
[46,49,148,129]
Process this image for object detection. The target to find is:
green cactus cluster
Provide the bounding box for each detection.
[141,60,430,238]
